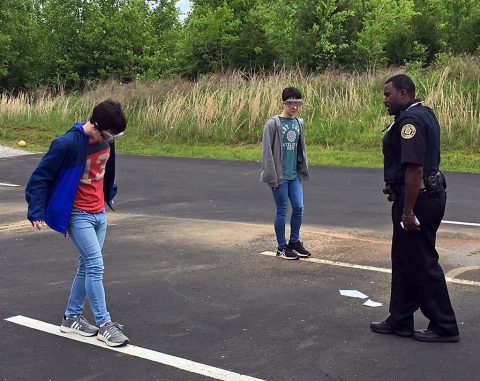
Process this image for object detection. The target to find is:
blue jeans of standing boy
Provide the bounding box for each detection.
[65,209,111,325]
[271,177,304,249]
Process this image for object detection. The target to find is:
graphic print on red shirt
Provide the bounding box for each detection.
[73,141,110,213]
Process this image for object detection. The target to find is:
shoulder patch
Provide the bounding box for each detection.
[401,124,416,139]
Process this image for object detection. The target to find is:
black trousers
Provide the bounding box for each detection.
[386,189,459,336]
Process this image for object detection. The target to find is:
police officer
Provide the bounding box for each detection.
[370,74,460,343]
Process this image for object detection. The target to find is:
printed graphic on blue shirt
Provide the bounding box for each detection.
[280,117,300,181]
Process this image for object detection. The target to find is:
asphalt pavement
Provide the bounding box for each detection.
[1,154,479,381]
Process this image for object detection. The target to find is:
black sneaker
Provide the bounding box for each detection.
[288,241,311,258]
[276,246,299,260]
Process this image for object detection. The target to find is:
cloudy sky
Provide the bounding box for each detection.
[176,0,192,20]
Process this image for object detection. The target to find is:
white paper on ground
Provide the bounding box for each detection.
[339,290,368,299]
[363,299,383,307]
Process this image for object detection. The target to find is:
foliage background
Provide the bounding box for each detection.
[1,0,479,90]
[0,1,479,171]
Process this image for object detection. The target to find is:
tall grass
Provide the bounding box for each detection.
[1,56,479,153]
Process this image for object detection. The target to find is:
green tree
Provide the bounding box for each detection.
[37,0,161,86]
[96,0,157,81]
[355,0,426,66]
[0,0,44,90]
[177,0,276,76]
[411,0,445,64]
[260,0,301,68]
[177,2,240,77]
[301,0,355,69]
[144,0,181,79]
[440,0,480,54]
[262,0,355,70]
[39,0,104,86]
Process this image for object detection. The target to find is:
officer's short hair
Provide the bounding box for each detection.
[90,99,127,134]
[385,74,416,97]
[282,87,302,101]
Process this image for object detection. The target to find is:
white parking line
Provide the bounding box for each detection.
[445,266,480,278]
[442,220,480,227]
[5,315,266,381]
[0,182,20,187]
[259,251,480,287]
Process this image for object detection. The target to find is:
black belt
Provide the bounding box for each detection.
[384,173,446,200]
[390,179,427,195]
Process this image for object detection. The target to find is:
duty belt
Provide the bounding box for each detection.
[390,179,427,195]
[384,172,446,199]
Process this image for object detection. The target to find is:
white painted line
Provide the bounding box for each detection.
[445,266,480,278]
[259,251,391,273]
[0,182,20,187]
[5,315,266,381]
[259,251,480,287]
[445,277,480,287]
[442,220,480,227]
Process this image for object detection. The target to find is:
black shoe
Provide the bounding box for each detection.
[370,321,412,337]
[413,329,459,343]
[288,241,311,258]
[276,246,299,260]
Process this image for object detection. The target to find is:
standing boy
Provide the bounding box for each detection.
[26,99,130,347]
[261,87,311,260]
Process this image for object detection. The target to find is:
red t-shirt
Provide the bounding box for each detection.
[73,141,110,213]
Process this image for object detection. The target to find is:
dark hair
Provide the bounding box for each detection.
[90,99,127,134]
[385,74,416,97]
[282,87,302,101]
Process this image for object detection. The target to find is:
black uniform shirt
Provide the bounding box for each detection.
[383,102,429,184]
[397,117,426,166]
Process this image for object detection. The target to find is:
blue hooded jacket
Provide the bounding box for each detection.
[26,123,117,234]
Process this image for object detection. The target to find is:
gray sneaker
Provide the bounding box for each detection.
[60,315,99,337]
[97,322,129,347]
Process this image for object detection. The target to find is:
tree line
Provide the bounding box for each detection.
[1,0,479,91]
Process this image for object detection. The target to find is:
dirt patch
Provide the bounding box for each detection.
[2,211,478,279]
[106,213,480,273]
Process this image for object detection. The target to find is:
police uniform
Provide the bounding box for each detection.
[382,100,459,337]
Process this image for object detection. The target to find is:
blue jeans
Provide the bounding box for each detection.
[271,177,304,248]
[65,209,111,325]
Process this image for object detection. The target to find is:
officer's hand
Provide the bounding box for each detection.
[32,220,45,230]
[401,214,420,231]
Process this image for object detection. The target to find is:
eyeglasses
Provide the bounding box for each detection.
[284,99,303,108]
[100,130,124,143]
[94,122,125,143]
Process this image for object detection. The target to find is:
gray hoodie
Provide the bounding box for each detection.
[260,115,309,188]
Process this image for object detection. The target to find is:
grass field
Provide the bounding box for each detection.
[1,55,479,172]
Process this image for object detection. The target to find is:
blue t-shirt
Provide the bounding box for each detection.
[280,117,300,180]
